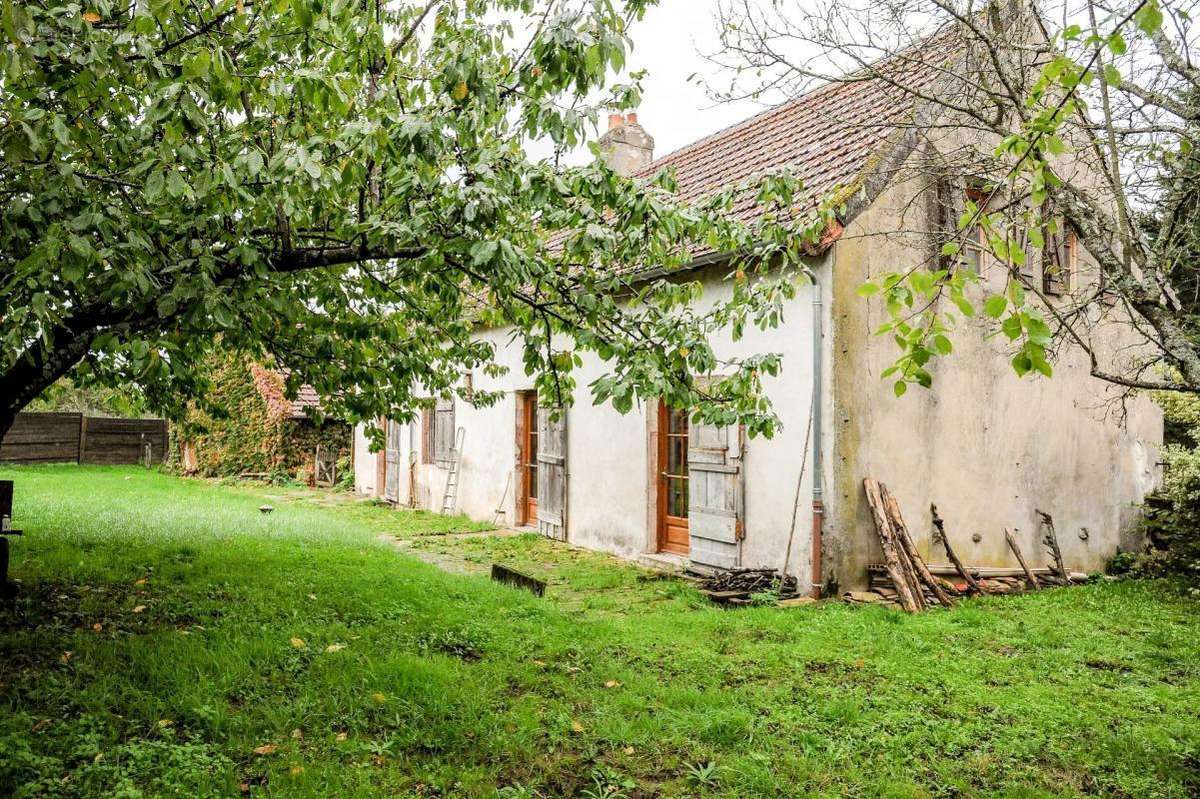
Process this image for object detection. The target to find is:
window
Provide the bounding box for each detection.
[1043,224,1076,296]
[962,184,989,275]
[932,177,987,275]
[421,398,456,466]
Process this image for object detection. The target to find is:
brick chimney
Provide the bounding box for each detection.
[598,112,654,177]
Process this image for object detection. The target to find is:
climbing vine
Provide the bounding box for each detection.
[174,351,350,481]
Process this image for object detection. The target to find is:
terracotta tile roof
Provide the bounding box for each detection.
[287,384,323,419]
[634,42,951,236]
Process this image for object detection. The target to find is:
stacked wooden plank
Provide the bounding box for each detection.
[696,568,798,605]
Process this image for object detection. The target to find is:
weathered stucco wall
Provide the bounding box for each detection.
[354,259,830,590]
[828,171,1162,591]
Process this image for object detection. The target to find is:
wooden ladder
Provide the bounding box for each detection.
[440,426,466,515]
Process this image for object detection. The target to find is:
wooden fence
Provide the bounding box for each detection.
[0,412,169,466]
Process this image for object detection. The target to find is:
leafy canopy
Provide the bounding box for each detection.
[1,0,825,438]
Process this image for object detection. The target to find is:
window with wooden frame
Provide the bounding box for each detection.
[932,177,988,275]
[961,183,989,275]
[1042,221,1077,296]
[420,400,456,465]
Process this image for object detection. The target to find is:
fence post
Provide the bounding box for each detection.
[77,414,87,464]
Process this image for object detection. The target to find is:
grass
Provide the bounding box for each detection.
[0,465,1197,798]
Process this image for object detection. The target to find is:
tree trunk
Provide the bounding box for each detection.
[1,330,97,442]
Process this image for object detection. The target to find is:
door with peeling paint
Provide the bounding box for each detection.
[384,420,402,503]
[536,406,567,541]
[687,419,743,569]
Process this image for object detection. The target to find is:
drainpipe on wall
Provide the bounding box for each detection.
[810,274,825,599]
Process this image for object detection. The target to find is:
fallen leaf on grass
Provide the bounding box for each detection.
[82,11,102,23]
[289,637,306,649]
[335,732,348,742]
[132,605,146,614]
[324,643,346,653]
[59,651,73,664]
[31,719,52,733]
[570,720,585,733]
[157,719,173,728]
[289,765,305,776]
[134,579,147,586]
[532,659,547,667]
[91,623,103,632]
[622,746,635,755]
[603,680,621,689]
[253,743,277,756]
[307,594,317,601]
[291,728,303,740]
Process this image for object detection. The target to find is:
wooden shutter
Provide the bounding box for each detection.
[687,419,743,569]
[384,420,402,502]
[434,398,455,465]
[420,408,434,464]
[536,406,567,541]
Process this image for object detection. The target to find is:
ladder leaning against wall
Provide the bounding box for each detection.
[440,427,466,515]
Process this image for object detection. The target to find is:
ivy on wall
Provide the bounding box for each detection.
[175,351,350,482]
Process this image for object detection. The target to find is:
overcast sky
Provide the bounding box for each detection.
[527,0,767,165]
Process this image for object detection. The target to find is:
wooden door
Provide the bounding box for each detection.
[384,419,402,503]
[687,419,742,569]
[657,403,690,555]
[536,405,567,541]
[518,393,539,525]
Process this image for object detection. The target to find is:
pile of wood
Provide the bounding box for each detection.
[860,478,1087,612]
[696,568,798,605]
[863,479,955,611]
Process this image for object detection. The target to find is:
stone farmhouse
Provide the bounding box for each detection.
[352,37,1161,595]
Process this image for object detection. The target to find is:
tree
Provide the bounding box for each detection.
[710,0,1200,397]
[1,0,827,442]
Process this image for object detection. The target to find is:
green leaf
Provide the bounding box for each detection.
[166,170,188,198]
[893,380,907,398]
[183,50,210,79]
[1001,314,1023,340]
[470,240,498,266]
[1103,64,1121,87]
[983,295,1007,319]
[856,282,880,297]
[1136,0,1164,36]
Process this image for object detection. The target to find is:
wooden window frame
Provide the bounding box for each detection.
[961,184,989,275]
[1043,224,1077,296]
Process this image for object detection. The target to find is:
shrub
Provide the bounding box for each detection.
[1125,392,1200,584]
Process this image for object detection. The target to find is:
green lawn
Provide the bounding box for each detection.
[1,466,1197,798]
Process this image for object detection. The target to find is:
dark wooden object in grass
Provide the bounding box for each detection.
[0,480,23,598]
[1004,528,1040,590]
[930,503,986,595]
[490,564,546,597]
